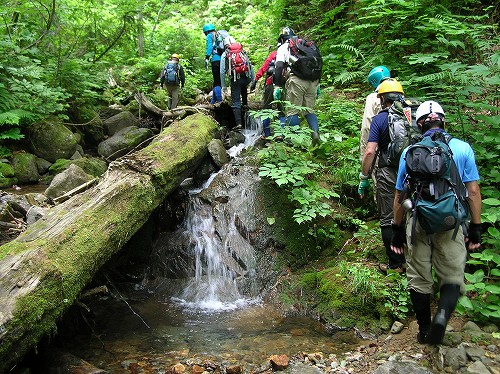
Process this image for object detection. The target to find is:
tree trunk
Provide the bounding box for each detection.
[0,113,219,372]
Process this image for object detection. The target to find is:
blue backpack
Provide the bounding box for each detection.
[404,132,469,242]
[163,61,179,85]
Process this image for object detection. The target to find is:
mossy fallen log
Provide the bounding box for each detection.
[0,113,219,372]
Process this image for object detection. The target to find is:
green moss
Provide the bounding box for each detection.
[0,162,15,177]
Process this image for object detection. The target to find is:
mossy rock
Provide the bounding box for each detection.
[0,177,18,188]
[49,157,107,177]
[0,162,15,178]
[29,122,79,162]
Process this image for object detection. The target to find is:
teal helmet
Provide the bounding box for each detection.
[367,66,390,89]
[203,23,215,34]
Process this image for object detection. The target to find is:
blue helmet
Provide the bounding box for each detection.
[367,66,390,89]
[203,23,215,34]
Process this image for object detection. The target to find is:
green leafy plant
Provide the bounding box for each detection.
[457,249,500,322]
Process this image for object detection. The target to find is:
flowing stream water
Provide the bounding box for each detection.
[34,122,360,372]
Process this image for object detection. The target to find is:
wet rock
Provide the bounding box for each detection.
[190,364,205,374]
[226,365,242,374]
[44,163,94,199]
[168,362,185,373]
[269,354,289,370]
[208,139,229,167]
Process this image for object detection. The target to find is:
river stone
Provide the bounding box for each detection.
[208,139,229,167]
[11,152,40,184]
[103,111,139,136]
[373,361,433,373]
[29,122,79,162]
[97,126,153,160]
[35,157,53,175]
[44,164,94,199]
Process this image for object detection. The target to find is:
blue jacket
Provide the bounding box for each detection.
[205,32,221,63]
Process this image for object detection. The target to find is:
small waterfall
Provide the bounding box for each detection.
[173,116,261,311]
[175,197,248,310]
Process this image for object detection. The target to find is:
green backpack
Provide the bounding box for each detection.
[405,132,469,242]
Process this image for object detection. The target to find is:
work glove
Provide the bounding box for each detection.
[273,87,282,100]
[205,58,209,70]
[466,222,482,249]
[391,224,406,253]
[316,85,321,98]
[357,178,370,197]
[250,80,257,92]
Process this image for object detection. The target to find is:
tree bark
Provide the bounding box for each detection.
[0,113,219,372]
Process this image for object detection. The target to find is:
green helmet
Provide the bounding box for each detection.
[203,23,215,34]
[367,66,390,89]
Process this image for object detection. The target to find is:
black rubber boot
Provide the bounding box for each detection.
[427,284,461,345]
[410,289,431,343]
[232,108,242,129]
[381,225,405,269]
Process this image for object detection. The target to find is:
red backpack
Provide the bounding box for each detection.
[227,43,249,75]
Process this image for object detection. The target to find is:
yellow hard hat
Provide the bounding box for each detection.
[377,78,404,96]
[171,53,180,60]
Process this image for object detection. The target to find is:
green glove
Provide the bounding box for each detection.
[273,87,282,100]
[358,179,371,197]
[316,85,321,98]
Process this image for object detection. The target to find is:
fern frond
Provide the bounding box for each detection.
[330,44,364,58]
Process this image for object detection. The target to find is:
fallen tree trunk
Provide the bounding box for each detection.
[0,113,219,372]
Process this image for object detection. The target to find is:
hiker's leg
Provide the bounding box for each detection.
[230,80,242,127]
[211,61,221,87]
[409,289,431,343]
[261,85,274,136]
[305,113,319,133]
[376,167,405,268]
[170,85,180,109]
[426,229,466,344]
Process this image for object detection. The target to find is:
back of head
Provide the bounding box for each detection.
[203,23,215,34]
[415,100,445,132]
[278,26,295,44]
[377,78,404,104]
[368,66,390,89]
[223,36,236,47]
[171,53,180,61]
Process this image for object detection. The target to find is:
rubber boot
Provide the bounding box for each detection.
[410,289,431,343]
[232,107,242,130]
[381,225,405,270]
[427,284,461,345]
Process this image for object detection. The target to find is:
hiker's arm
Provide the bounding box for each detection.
[393,190,405,226]
[361,141,377,176]
[391,189,406,254]
[466,181,482,224]
[465,180,482,251]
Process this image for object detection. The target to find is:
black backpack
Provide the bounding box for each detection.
[404,132,469,243]
[288,37,322,81]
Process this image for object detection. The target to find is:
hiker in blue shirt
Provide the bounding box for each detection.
[203,23,222,89]
[391,100,482,346]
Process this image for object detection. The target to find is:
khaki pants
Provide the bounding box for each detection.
[405,216,466,295]
[166,84,180,110]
